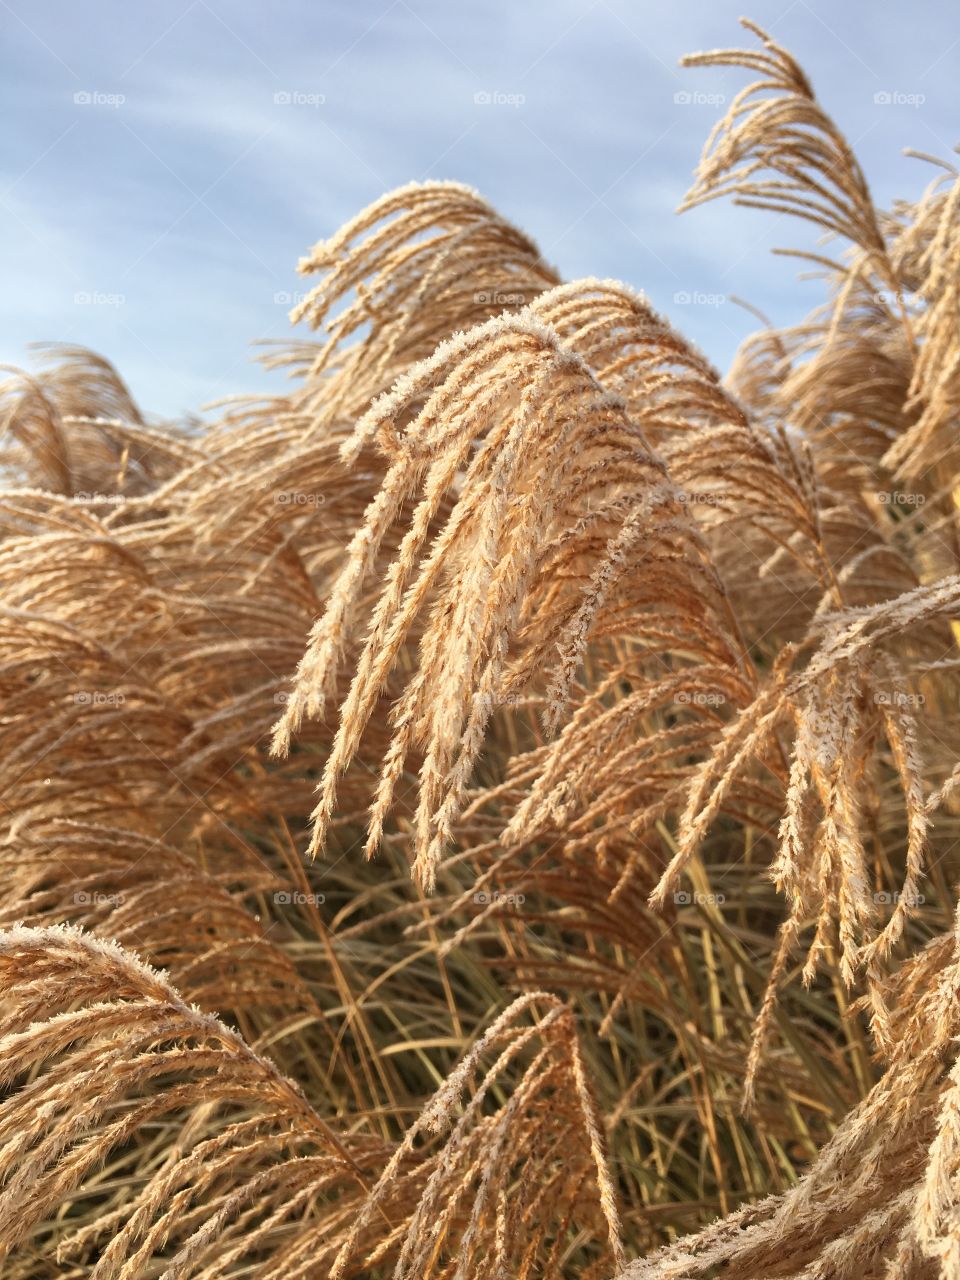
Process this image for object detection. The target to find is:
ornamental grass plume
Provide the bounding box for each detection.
[0,17,959,1280]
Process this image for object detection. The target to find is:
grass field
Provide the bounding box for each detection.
[1,18,959,1279]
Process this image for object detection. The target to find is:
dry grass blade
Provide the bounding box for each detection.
[270,308,727,891]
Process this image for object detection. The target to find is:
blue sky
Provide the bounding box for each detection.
[2,0,956,419]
